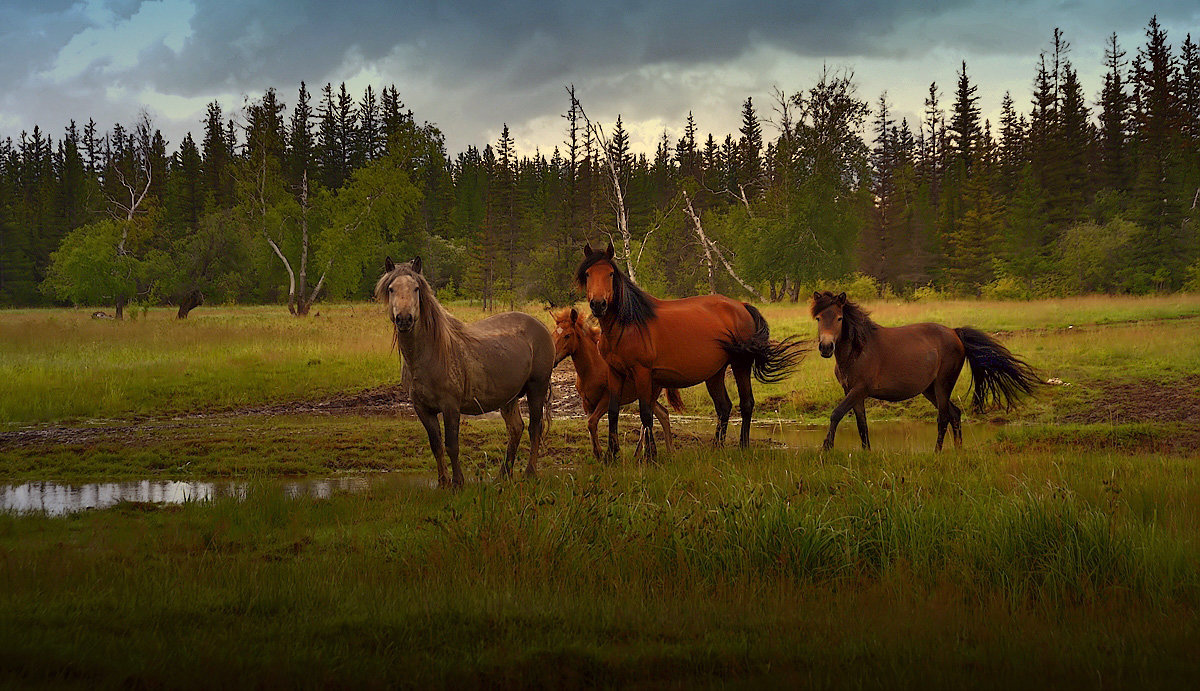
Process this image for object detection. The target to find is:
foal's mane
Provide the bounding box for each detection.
[810,291,877,353]
[374,264,473,365]
[575,252,657,326]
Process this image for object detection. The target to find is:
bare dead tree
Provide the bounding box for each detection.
[567,86,639,284]
[104,112,156,319]
[681,190,765,301]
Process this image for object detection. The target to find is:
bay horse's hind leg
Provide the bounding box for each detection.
[705,367,732,446]
[525,381,549,477]
[443,408,463,487]
[731,363,755,448]
[499,402,524,477]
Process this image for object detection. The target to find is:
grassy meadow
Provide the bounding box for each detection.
[2,295,1200,687]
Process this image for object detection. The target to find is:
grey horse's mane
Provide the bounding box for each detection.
[374,265,476,371]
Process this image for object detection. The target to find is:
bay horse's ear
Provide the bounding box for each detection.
[583,242,594,256]
[605,242,615,259]
[410,256,422,274]
[570,307,578,322]
[835,292,847,305]
[812,291,821,301]
[385,256,395,273]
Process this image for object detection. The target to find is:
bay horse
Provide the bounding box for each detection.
[550,307,684,459]
[810,291,1039,451]
[376,257,554,487]
[578,243,804,460]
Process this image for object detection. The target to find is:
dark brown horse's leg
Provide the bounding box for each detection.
[652,401,674,454]
[499,402,523,477]
[705,367,732,446]
[443,408,463,487]
[731,364,754,448]
[633,368,657,461]
[416,407,448,487]
[922,386,952,452]
[823,387,866,451]
[852,400,870,450]
[949,402,963,448]
[526,383,548,477]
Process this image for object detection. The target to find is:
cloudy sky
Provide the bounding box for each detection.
[2,1,1197,157]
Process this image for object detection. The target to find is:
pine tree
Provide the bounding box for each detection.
[286,82,315,189]
[1097,33,1131,194]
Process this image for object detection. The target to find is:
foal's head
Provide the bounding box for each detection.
[811,291,848,358]
[550,307,596,365]
[375,256,426,333]
[576,242,617,318]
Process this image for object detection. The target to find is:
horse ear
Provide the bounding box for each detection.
[812,291,821,301]
[384,256,395,273]
[410,256,422,274]
[570,307,578,322]
[583,242,594,256]
[835,292,847,305]
[605,242,615,259]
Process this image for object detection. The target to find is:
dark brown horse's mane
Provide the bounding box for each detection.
[575,251,656,326]
[374,263,475,364]
[810,291,877,353]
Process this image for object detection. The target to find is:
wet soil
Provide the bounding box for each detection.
[1061,375,1200,426]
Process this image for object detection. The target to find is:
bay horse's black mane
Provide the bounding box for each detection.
[810,291,877,353]
[576,251,657,326]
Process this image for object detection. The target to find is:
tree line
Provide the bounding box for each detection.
[1,17,1198,317]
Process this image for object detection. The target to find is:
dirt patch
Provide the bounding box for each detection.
[1060,375,1200,426]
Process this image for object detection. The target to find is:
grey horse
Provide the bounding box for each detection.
[375,257,554,487]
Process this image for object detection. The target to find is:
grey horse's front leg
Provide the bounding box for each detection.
[416,406,448,487]
[443,407,463,488]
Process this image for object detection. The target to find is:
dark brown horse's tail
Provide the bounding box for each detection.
[666,388,685,412]
[955,327,1039,412]
[721,303,806,384]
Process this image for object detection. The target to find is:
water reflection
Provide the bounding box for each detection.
[1,476,433,516]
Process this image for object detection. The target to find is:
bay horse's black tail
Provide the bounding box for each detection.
[721,303,807,384]
[665,388,685,412]
[955,327,1039,412]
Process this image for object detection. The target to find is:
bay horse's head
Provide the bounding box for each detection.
[577,242,617,318]
[810,291,848,358]
[550,307,594,365]
[375,256,425,332]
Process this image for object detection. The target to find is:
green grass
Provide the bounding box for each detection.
[5,294,1200,425]
[4,297,1200,687]
[1,448,1198,688]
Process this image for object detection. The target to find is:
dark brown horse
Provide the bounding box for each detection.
[578,243,804,460]
[376,257,554,487]
[810,291,1039,451]
[551,307,684,459]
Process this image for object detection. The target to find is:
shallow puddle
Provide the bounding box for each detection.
[1,475,435,516]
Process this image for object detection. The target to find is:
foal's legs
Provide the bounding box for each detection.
[632,367,658,461]
[525,381,549,477]
[705,366,732,446]
[416,406,448,488]
[652,400,674,454]
[731,363,755,448]
[823,385,868,451]
[585,393,607,460]
[443,408,463,487]
[499,401,524,477]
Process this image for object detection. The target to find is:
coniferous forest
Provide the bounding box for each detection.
[2,18,1198,316]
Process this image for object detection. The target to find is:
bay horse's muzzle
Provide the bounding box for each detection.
[394,315,415,332]
[589,299,608,318]
[819,341,835,358]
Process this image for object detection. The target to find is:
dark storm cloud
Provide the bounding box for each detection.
[2,0,1199,150]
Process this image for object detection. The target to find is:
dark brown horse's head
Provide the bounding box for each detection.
[577,242,616,318]
[811,291,847,358]
[375,256,425,332]
[550,307,596,365]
